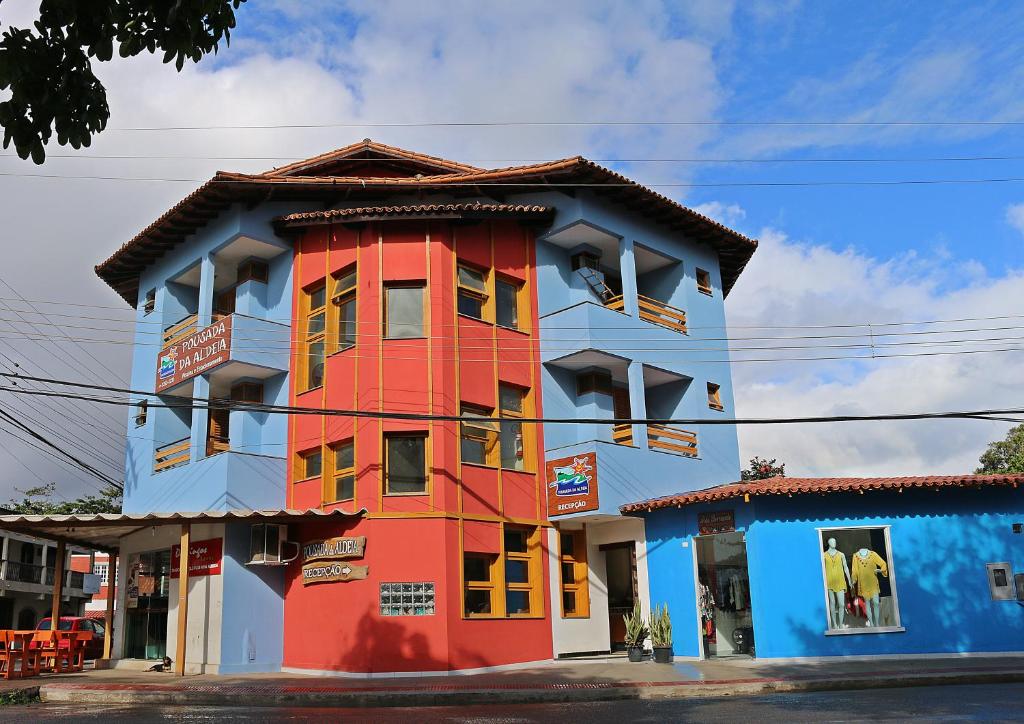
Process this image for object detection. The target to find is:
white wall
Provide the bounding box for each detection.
[548,516,651,656]
[113,523,225,673]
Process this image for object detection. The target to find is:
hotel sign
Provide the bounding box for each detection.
[171,537,223,578]
[300,536,368,586]
[155,316,233,393]
[545,451,600,517]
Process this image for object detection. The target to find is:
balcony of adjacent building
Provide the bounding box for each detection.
[0,536,87,596]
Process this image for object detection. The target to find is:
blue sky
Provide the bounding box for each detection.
[0,0,1022,498]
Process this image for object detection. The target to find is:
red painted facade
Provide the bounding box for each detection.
[281,216,553,673]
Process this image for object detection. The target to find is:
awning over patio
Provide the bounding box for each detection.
[0,508,363,553]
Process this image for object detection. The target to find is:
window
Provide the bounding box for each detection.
[571,251,601,271]
[297,448,322,480]
[134,400,148,427]
[381,582,435,616]
[457,265,488,321]
[559,530,590,618]
[504,526,541,616]
[498,384,527,471]
[463,553,497,616]
[576,370,613,396]
[331,267,357,352]
[385,434,427,494]
[303,282,327,389]
[93,563,109,586]
[237,259,269,284]
[142,289,156,315]
[696,268,712,295]
[385,285,425,339]
[495,278,521,330]
[460,405,498,467]
[707,382,723,411]
[330,440,355,502]
[819,526,901,633]
[231,382,264,404]
[247,523,298,565]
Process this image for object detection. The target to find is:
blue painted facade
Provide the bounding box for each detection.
[640,487,1024,659]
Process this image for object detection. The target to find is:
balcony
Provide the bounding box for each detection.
[606,294,687,334]
[206,435,230,457]
[163,313,199,347]
[2,561,85,589]
[155,436,191,473]
[646,424,698,457]
[612,423,633,446]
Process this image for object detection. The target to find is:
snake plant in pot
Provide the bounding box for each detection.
[622,600,648,662]
[649,603,673,663]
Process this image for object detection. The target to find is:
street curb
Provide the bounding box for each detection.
[37,669,1024,708]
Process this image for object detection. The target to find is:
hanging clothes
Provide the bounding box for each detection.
[698,583,715,621]
[729,573,748,611]
[851,549,888,599]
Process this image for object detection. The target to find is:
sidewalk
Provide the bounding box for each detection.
[12,654,1024,708]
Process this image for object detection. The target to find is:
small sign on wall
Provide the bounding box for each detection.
[300,535,368,586]
[546,452,600,517]
[698,510,736,536]
[302,561,369,585]
[171,537,223,578]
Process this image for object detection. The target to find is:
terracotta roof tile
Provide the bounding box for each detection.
[275,202,554,227]
[264,139,483,177]
[620,473,1024,513]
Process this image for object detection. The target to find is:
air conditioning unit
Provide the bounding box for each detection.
[247,523,300,566]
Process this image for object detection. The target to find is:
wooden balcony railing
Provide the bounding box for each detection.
[206,435,230,457]
[604,294,687,334]
[647,424,698,457]
[163,313,199,347]
[612,423,633,446]
[154,436,191,473]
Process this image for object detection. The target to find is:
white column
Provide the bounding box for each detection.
[1,536,9,581]
[619,237,640,318]
[627,360,649,449]
[197,252,216,328]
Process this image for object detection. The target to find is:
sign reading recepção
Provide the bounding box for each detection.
[155,316,233,393]
[545,451,600,517]
[300,536,368,586]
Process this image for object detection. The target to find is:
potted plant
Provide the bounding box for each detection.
[623,600,648,662]
[649,603,673,664]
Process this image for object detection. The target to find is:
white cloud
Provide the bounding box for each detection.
[693,201,747,228]
[726,226,1024,477]
[1006,203,1024,236]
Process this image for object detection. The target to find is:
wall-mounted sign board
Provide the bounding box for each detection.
[155,316,233,393]
[302,562,369,585]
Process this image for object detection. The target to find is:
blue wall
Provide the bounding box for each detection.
[641,487,1024,659]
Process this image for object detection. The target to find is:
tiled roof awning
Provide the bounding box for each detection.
[620,473,1024,513]
[0,508,363,553]
[274,202,555,229]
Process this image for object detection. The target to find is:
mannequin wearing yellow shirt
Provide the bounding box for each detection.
[823,538,851,629]
[851,548,888,626]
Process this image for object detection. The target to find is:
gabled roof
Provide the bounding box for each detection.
[275,202,555,229]
[96,141,758,305]
[620,473,1024,513]
[264,139,483,177]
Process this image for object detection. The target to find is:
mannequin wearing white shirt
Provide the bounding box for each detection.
[824,538,851,629]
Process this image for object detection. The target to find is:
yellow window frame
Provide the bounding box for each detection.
[457,263,492,322]
[504,525,544,619]
[330,266,357,354]
[707,382,724,411]
[302,280,327,390]
[559,529,590,618]
[463,552,500,618]
[326,440,355,503]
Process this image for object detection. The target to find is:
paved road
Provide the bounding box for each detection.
[3,683,1023,722]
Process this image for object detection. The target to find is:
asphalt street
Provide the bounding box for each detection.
[3,683,1023,722]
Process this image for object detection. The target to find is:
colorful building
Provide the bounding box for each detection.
[85,140,757,673]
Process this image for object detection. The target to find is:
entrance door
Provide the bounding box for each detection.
[695,532,755,657]
[603,542,638,650]
[124,550,171,660]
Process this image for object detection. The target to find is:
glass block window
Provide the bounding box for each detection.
[379,581,435,617]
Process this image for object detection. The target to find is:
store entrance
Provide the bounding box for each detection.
[603,542,638,651]
[696,532,755,658]
[124,550,171,660]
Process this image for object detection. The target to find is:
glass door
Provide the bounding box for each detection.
[124,550,171,660]
[696,532,755,658]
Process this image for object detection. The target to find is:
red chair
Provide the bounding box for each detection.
[70,631,93,672]
[28,630,55,675]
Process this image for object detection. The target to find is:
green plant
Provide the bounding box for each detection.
[649,603,672,647]
[622,600,648,647]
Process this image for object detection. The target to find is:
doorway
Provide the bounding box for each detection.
[602,542,638,650]
[696,532,755,658]
[124,550,171,660]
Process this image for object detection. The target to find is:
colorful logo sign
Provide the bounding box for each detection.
[158,347,178,380]
[545,451,600,517]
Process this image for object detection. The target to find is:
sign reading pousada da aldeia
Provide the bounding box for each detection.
[302,536,366,563]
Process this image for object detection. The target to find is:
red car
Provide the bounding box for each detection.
[35,616,107,661]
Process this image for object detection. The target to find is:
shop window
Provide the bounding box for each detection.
[331,267,357,352]
[384,284,425,339]
[707,382,723,411]
[134,400,148,427]
[576,370,613,396]
[330,440,355,502]
[818,526,901,633]
[237,259,269,285]
[231,381,264,404]
[559,529,590,618]
[460,404,498,467]
[380,582,435,616]
[495,277,521,330]
[385,434,427,494]
[504,526,541,617]
[696,268,712,296]
[498,384,527,471]
[142,289,156,315]
[302,281,327,389]
[463,553,497,617]
[297,448,322,480]
[457,264,488,321]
